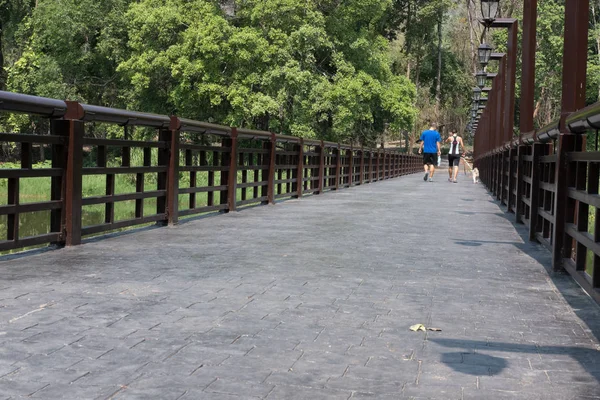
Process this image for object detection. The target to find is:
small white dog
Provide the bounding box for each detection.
[472,167,480,184]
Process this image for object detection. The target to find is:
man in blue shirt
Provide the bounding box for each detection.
[418,124,442,182]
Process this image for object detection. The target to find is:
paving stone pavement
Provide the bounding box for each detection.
[1,168,600,400]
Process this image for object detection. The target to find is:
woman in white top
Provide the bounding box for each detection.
[446,131,465,183]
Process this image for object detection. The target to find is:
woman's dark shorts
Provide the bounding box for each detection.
[423,153,436,165]
[448,154,461,167]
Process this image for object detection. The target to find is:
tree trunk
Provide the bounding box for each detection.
[405,2,412,79]
[593,4,600,102]
[0,18,4,90]
[435,11,443,119]
[415,56,420,88]
[466,0,477,73]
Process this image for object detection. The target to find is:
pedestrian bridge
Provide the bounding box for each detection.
[1,91,600,399]
[0,161,599,399]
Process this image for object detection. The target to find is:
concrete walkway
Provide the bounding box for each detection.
[1,168,600,399]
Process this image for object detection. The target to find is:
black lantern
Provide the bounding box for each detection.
[481,0,500,22]
[478,44,493,67]
[476,70,488,88]
[473,87,482,101]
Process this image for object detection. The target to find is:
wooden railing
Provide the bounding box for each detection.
[477,103,600,304]
[0,91,422,252]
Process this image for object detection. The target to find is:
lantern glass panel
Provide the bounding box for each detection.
[476,71,487,88]
[478,44,493,66]
[481,0,499,21]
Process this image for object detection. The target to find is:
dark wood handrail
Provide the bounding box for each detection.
[0,91,67,118]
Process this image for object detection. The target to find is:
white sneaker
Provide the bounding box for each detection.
[428,177,433,182]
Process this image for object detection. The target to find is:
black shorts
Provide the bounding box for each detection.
[448,154,461,167]
[423,153,436,165]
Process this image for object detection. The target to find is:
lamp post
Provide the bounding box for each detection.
[486,52,505,152]
[489,19,518,147]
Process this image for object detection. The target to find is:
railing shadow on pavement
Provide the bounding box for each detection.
[430,338,600,390]
[450,207,600,385]
[453,218,600,338]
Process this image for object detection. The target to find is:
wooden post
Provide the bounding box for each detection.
[157,129,170,222]
[553,135,577,270]
[294,138,304,198]
[348,145,353,187]
[507,147,515,210]
[369,149,373,183]
[552,0,589,270]
[167,125,180,225]
[375,149,380,181]
[55,118,84,246]
[529,143,543,241]
[261,138,270,203]
[267,133,276,203]
[334,144,340,190]
[515,145,525,223]
[382,148,387,179]
[359,146,364,185]
[219,135,231,210]
[317,140,325,194]
[227,128,238,211]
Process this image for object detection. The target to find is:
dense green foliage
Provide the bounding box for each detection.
[0,0,426,146]
[4,1,598,148]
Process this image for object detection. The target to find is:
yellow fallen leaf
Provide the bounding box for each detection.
[409,324,426,332]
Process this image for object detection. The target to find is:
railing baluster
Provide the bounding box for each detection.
[7,177,18,242]
[187,149,196,211]
[50,120,67,239]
